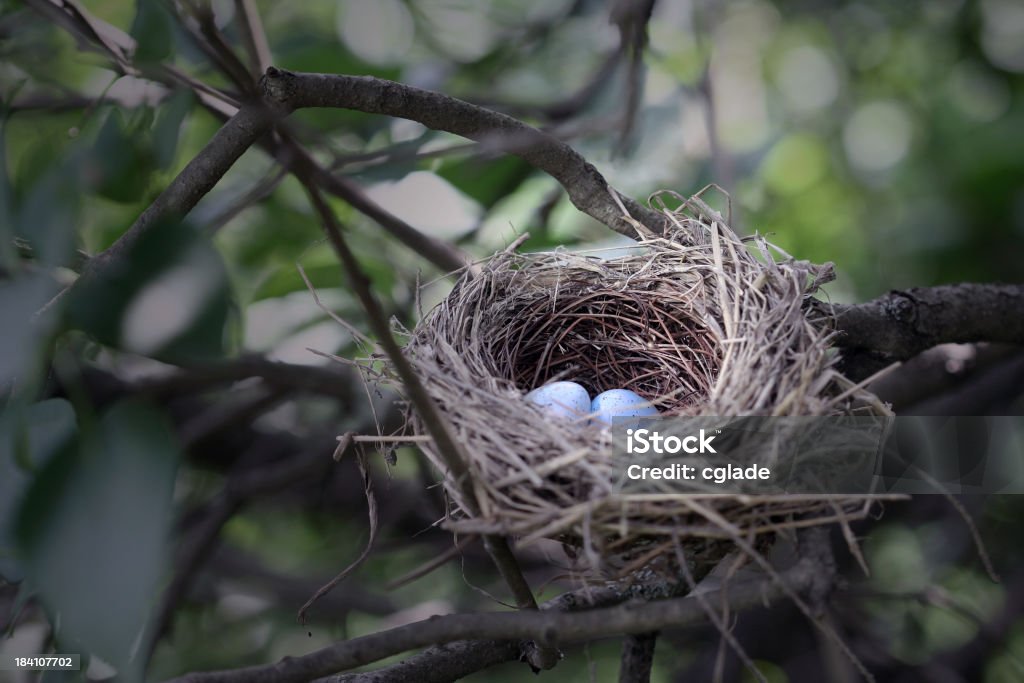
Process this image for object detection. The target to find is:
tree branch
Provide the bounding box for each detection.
[823,284,1024,380]
[317,583,638,683]
[618,632,658,683]
[149,447,334,660]
[233,0,273,78]
[318,640,521,683]
[264,68,665,237]
[275,135,469,273]
[75,99,282,290]
[162,548,828,683]
[130,355,357,404]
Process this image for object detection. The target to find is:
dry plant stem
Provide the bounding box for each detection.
[384,536,475,591]
[302,184,556,669]
[298,451,379,624]
[163,544,830,683]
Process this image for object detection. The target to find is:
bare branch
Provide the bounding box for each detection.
[75,98,283,290]
[277,136,469,273]
[319,640,521,683]
[318,583,637,683]
[162,546,830,683]
[263,68,666,237]
[130,355,357,403]
[233,0,273,78]
[823,284,1024,380]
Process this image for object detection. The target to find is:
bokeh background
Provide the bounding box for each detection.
[1,0,1023,681]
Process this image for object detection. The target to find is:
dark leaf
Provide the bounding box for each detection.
[90,109,155,203]
[0,271,62,389]
[152,90,194,170]
[15,401,179,680]
[130,0,175,64]
[436,154,533,209]
[0,399,77,582]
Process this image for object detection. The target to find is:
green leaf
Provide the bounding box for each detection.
[91,109,155,203]
[15,159,82,266]
[67,219,233,361]
[130,0,174,64]
[152,90,194,170]
[15,401,179,680]
[0,271,62,389]
[436,154,533,209]
[0,399,77,582]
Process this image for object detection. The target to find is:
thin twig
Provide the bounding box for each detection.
[384,536,475,591]
[301,181,558,669]
[298,450,379,623]
[233,0,272,77]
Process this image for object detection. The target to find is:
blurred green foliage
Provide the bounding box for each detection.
[1,0,1022,680]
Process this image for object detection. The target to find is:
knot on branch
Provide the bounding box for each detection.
[883,292,917,324]
[260,66,300,108]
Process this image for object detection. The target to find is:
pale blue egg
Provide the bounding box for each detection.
[590,389,659,426]
[525,381,591,421]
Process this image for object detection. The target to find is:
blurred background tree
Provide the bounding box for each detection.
[0,0,1022,681]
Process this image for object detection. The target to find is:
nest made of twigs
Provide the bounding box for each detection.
[394,191,891,577]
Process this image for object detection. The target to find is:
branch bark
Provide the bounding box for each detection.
[318,583,637,683]
[618,632,658,683]
[822,284,1024,380]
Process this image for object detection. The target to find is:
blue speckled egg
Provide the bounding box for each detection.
[590,389,659,426]
[525,381,591,421]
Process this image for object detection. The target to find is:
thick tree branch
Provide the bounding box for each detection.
[318,583,639,683]
[618,632,658,683]
[821,284,1024,380]
[320,640,521,683]
[163,548,828,683]
[264,68,665,237]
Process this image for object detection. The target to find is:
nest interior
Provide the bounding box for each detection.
[397,194,891,577]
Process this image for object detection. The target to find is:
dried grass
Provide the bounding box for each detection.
[390,189,894,577]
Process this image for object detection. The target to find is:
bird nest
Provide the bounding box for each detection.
[393,191,891,577]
